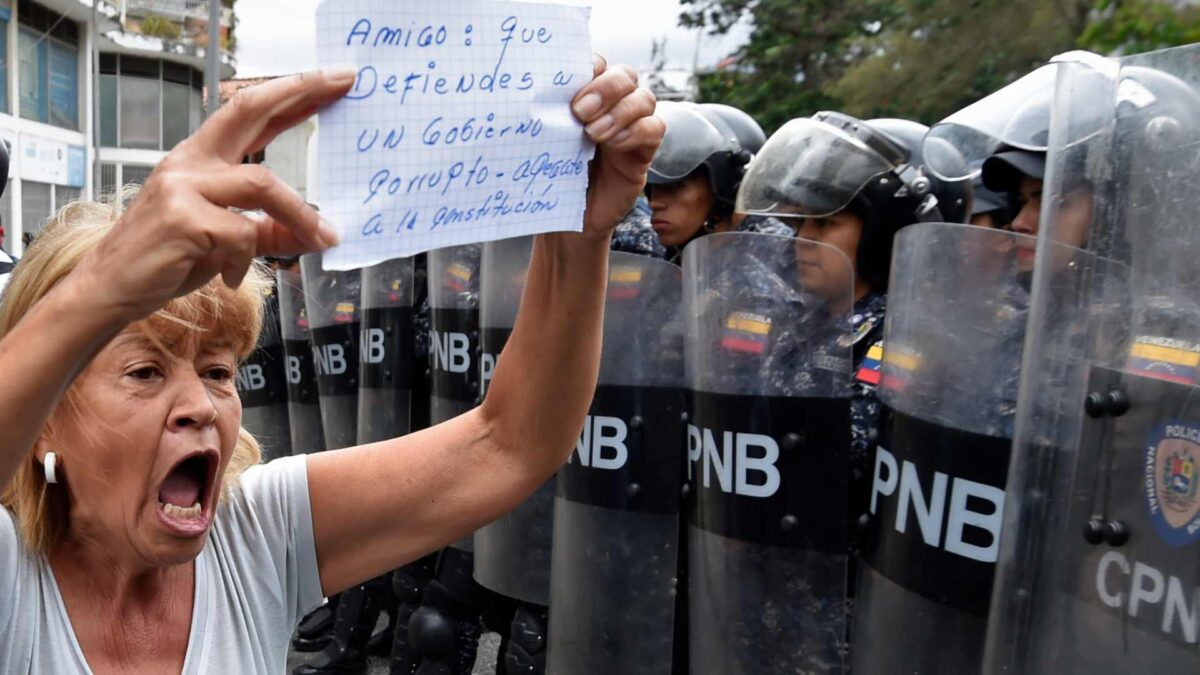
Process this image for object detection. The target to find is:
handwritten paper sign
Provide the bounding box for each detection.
[315,0,595,270]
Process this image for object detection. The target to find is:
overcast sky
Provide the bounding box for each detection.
[235,0,748,78]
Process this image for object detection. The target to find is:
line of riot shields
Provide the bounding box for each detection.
[234,41,1200,675]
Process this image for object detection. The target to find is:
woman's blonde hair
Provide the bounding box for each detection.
[0,188,267,555]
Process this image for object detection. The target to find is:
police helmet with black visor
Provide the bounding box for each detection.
[737,111,953,292]
[646,103,765,251]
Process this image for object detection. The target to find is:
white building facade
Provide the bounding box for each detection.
[0,0,234,256]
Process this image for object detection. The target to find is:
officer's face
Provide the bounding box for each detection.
[1010,177,1043,273]
[792,210,863,306]
[647,173,713,247]
[45,328,241,569]
[970,212,1003,230]
[1010,177,1092,273]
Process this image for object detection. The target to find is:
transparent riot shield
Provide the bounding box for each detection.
[358,257,416,444]
[473,236,556,604]
[546,252,684,675]
[238,282,292,460]
[984,45,1200,675]
[684,232,852,674]
[278,270,325,455]
[851,223,1085,673]
[428,244,483,552]
[301,253,362,451]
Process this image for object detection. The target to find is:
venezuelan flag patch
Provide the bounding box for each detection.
[721,311,771,354]
[1127,337,1200,384]
[444,263,474,292]
[608,266,643,300]
[855,341,883,385]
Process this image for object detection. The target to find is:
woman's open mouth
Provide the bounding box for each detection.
[156,451,219,537]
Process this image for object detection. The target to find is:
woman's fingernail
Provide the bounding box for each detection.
[574,93,603,120]
[319,219,341,247]
[586,114,614,140]
[321,66,358,82]
[610,128,632,145]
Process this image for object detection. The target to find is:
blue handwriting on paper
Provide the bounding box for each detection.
[316,0,594,265]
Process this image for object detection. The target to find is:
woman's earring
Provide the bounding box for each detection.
[44,452,58,485]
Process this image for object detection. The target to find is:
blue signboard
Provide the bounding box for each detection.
[67,145,86,188]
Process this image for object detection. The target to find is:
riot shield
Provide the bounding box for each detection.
[238,281,292,460]
[358,257,416,444]
[302,253,362,451]
[474,236,556,605]
[850,223,1084,673]
[278,270,325,455]
[428,244,483,552]
[684,232,852,674]
[546,252,684,675]
[984,46,1200,675]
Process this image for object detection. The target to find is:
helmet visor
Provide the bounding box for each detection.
[648,103,734,184]
[736,118,894,218]
[924,59,1071,181]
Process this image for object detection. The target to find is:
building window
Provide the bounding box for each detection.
[98,162,118,199]
[17,1,80,130]
[0,6,10,115]
[98,54,203,151]
[96,163,155,199]
[122,165,153,185]
[54,185,80,211]
[21,180,52,238]
[120,60,161,150]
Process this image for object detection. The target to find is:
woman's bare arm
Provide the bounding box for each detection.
[306,60,662,594]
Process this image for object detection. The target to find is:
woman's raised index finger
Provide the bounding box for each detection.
[188,69,357,164]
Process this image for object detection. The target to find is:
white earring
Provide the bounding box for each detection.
[44,452,58,485]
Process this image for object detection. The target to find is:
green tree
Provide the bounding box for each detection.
[828,0,1091,123]
[687,0,1200,128]
[681,0,900,133]
[140,14,182,41]
[1079,0,1200,54]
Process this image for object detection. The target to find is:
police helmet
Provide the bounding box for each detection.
[0,140,9,200]
[737,111,944,292]
[698,104,766,156]
[648,103,757,209]
[867,117,972,224]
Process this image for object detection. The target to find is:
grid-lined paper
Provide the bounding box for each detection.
[316,0,595,270]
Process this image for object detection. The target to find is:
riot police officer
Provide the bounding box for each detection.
[969,178,1013,230]
[984,46,1200,675]
[646,103,791,261]
[236,256,294,461]
[677,110,963,674]
[0,142,14,295]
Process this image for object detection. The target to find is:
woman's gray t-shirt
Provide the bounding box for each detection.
[0,455,324,674]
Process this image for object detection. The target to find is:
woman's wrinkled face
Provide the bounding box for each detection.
[47,328,241,567]
[792,210,864,306]
[647,172,713,247]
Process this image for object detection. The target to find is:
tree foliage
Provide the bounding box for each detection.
[684,0,1200,130]
[681,0,900,132]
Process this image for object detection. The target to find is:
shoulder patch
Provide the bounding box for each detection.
[855,340,883,385]
[840,313,882,348]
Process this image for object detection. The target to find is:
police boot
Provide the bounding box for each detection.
[388,555,438,674]
[293,595,341,652]
[369,581,401,657]
[410,549,484,675]
[503,603,548,675]
[293,576,389,675]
